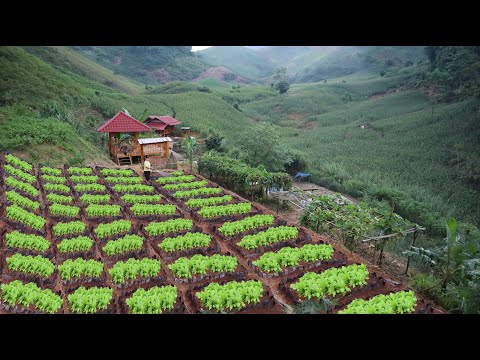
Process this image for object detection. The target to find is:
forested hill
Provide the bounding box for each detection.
[199,46,426,82]
[72,46,209,85]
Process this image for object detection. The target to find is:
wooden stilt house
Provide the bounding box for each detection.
[143,115,181,137]
[97,111,152,165]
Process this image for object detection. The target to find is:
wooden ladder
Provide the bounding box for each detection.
[117,155,132,166]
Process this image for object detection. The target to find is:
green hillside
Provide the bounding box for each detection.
[73,46,208,85]
[198,46,274,79]
[22,46,144,95]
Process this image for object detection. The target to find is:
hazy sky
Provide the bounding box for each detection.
[192,46,212,52]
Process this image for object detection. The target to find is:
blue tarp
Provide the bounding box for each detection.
[294,172,311,179]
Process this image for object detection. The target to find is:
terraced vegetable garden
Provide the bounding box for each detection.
[0,153,442,314]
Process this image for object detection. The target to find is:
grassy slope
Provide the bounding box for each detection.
[241,73,480,226]
[198,46,274,79]
[73,46,208,85]
[0,47,115,165]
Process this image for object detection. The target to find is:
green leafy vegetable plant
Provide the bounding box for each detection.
[159,232,211,253]
[6,190,40,210]
[1,280,63,314]
[290,264,369,299]
[6,205,46,230]
[125,285,177,314]
[5,176,39,197]
[169,254,238,279]
[237,226,299,250]
[144,218,193,236]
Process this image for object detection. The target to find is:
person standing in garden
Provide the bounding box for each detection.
[144,155,152,184]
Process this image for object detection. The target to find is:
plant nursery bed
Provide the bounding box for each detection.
[49,220,91,242]
[118,285,189,314]
[186,278,280,314]
[153,236,221,262]
[1,257,58,289]
[232,227,312,259]
[249,247,348,279]
[4,186,40,201]
[142,224,203,243]
[99,239,151,263]
[190,208,262,224]
[0,294,64,314]
[170,262,248,285]
[279,269,393,308]
[55,241,98,262]
[5,218,47,237]
[60,272,108,292]
[210,219,287,242]
[63,287,118,314]
[2,236,54,260]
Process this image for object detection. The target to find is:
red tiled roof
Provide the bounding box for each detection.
[97,112,152,133]
[148,123,168,131]
[145,115,181,126]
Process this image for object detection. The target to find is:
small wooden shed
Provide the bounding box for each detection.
[144,115,181,137]
[138,137,173,167]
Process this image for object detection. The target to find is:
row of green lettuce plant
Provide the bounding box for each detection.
[59,258,104,281]
[104,176,142,184]
[57,236,93,254]
[5,164,36,183]
[198,203,252,219]
[86,204,121,217]
[218,214,275,236]
[109,258,161,284]
[75,183,106,193]
[70,175,99,184]
[67,167,92,175]
[163,180,208,191]
[126,285,177,314]
[5,154,32,173]
[173,187,222,198]
[169,254,238,279]
[113,184,154,193]
[237,226,299,250]
[144,218,193,236]
[46,193,73,204]
[101,168,135,177]
[6,253,55,278]
[41,166,62,176]
[45,183,71,194]
[103,235,144,256]
[94,220,132,239]
[6,205,46,230]
[53,221,86,237]
[80,194,110,204]
[42,174,66,184]
[67,286,112,314]
[6,190,40,210]
[1,280,63,314]
[121,194,161,204]
[5,231,50,252]
[186,195,232,208]
[159,232,211,253]
[252,244,335,273]
[49,203,80,217]
[290,264,369,299]
[338,290,417,314]
[5,176,39,197]
[130,204,176,216]
[196,280,263,312]
[156,175,194,185]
